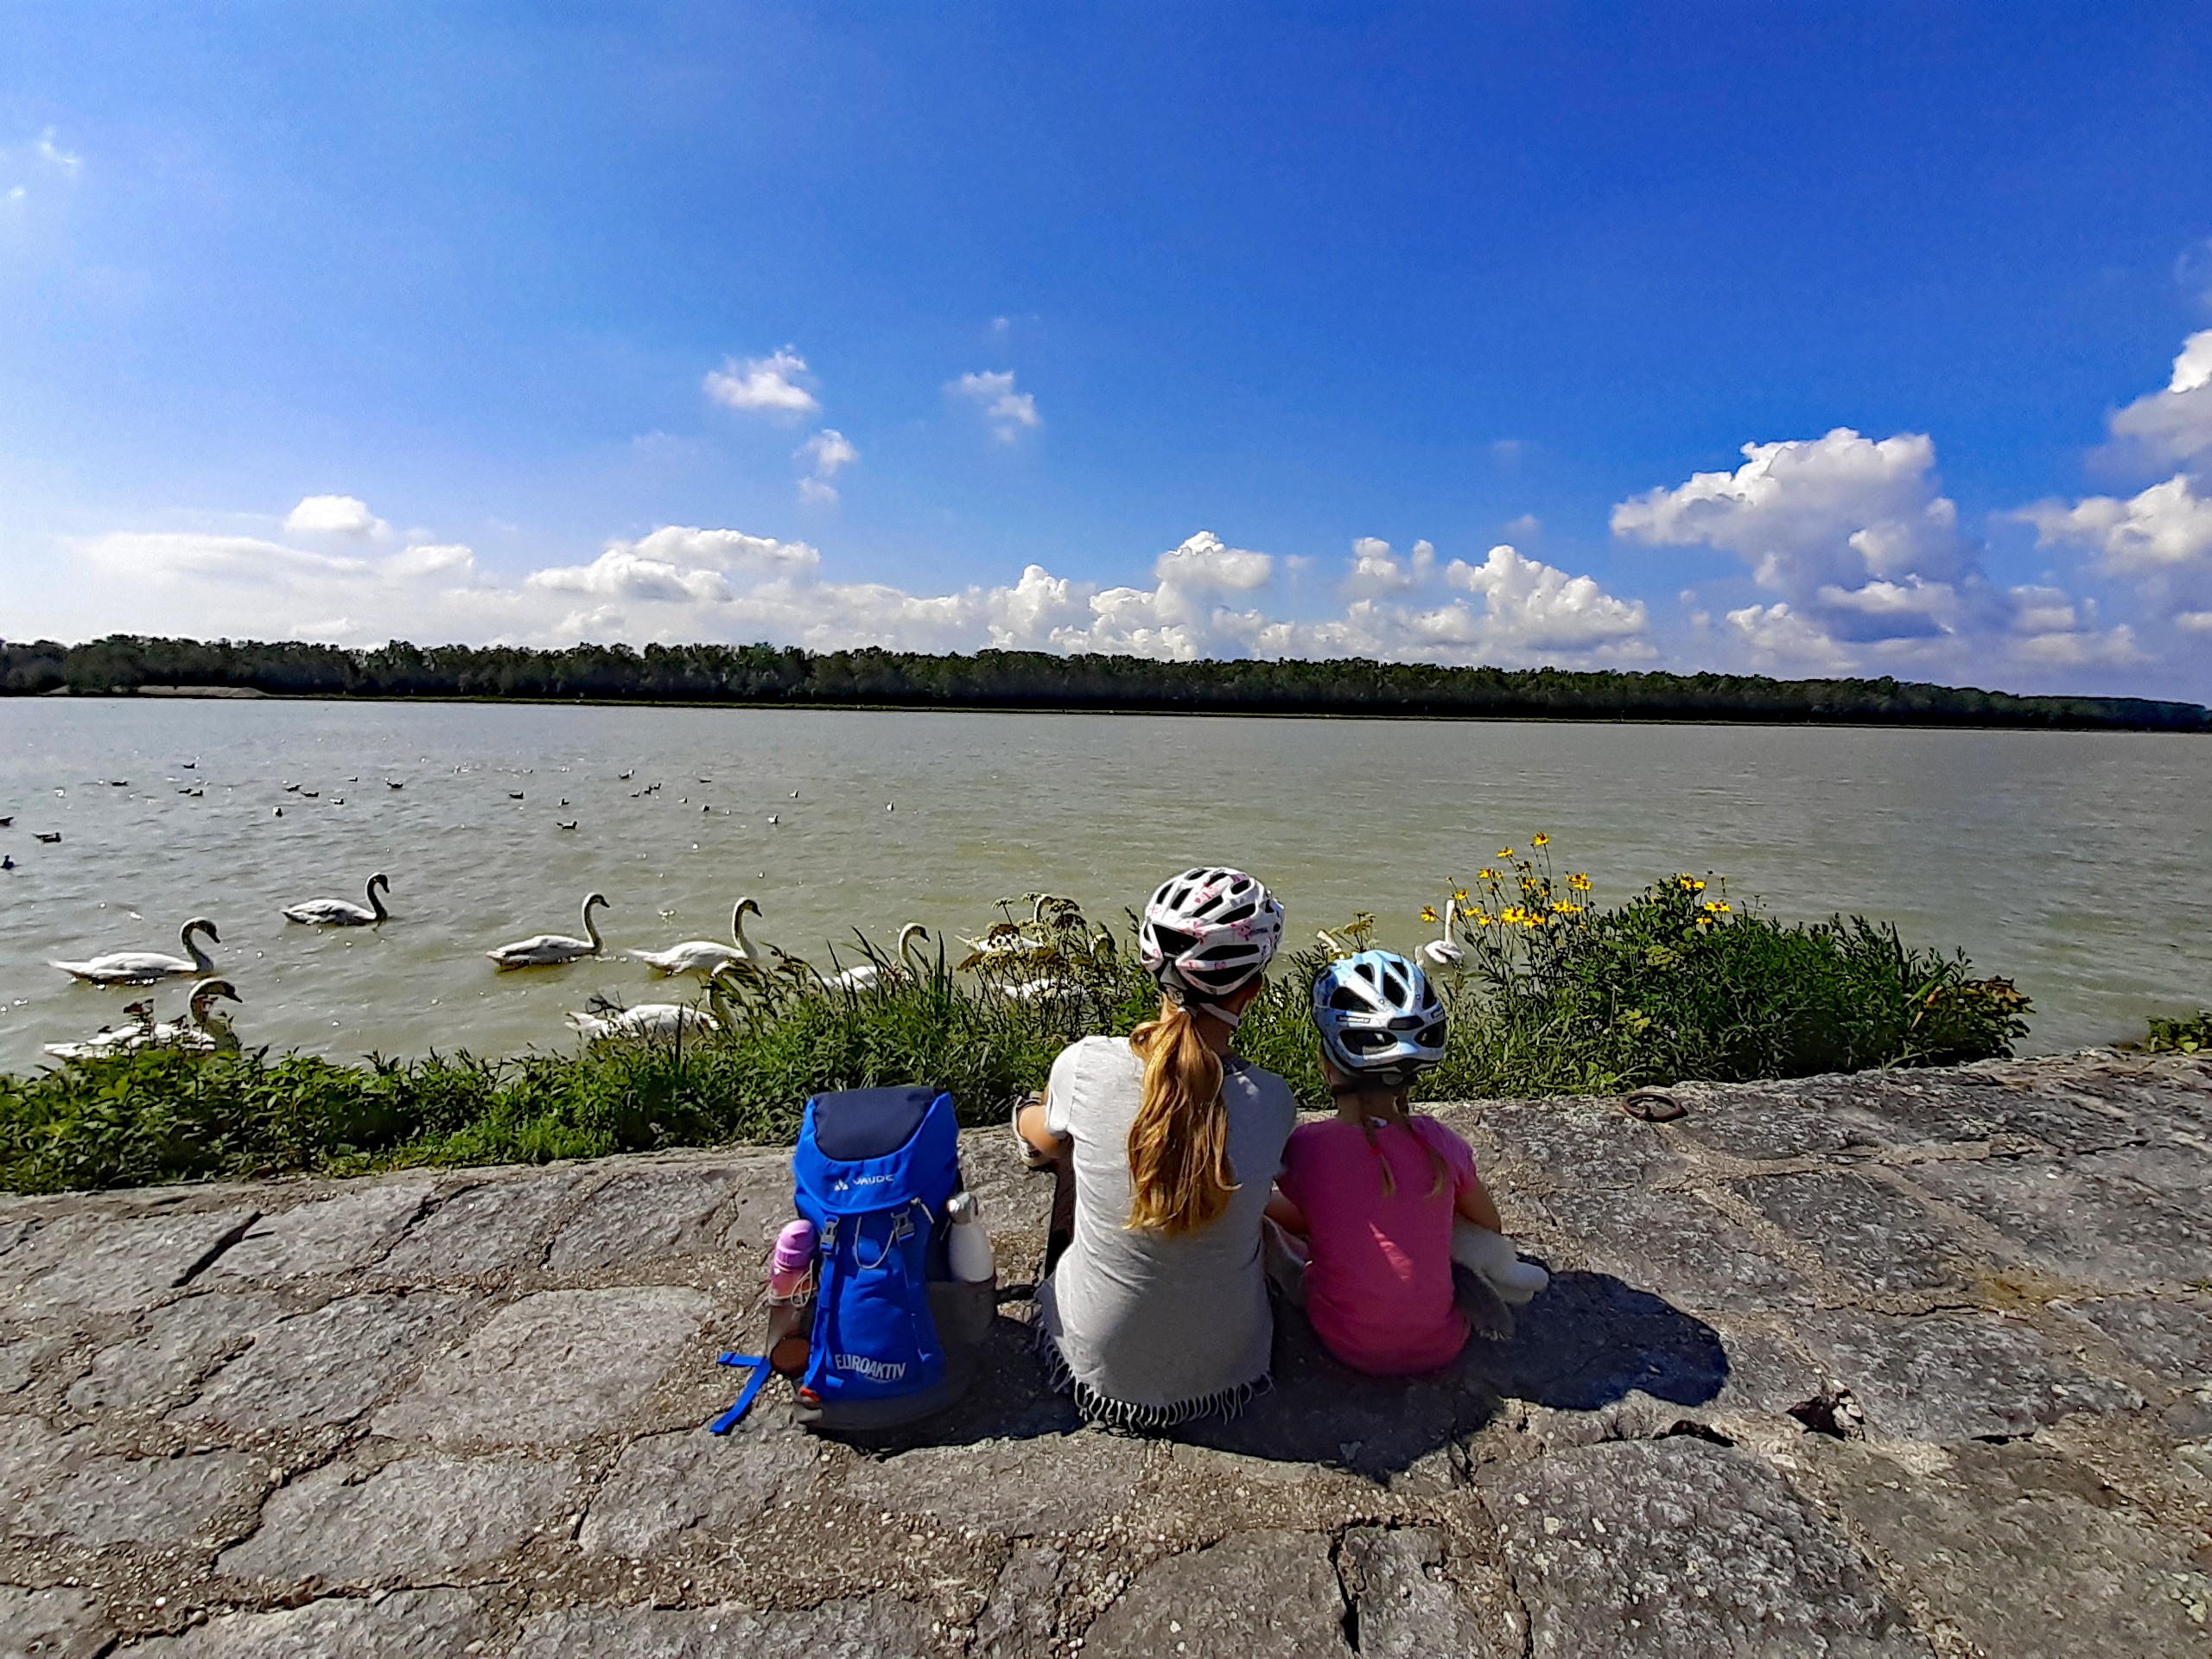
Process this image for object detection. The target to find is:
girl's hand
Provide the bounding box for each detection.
[1453,1175,1503,1235]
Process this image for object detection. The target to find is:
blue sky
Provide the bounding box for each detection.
[5,4,2211,696]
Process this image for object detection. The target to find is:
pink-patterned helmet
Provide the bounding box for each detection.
[1137,867,1284,1007]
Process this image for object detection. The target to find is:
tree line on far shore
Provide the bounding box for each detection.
[3,633,2206,731]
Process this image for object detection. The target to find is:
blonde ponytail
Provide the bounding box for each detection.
[1125,999,1236,1235]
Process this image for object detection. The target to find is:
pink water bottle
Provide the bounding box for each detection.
[766,1219,817,1376]
[768,1220,817,1301]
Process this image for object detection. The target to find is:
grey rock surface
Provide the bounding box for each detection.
[130,1588,493,1656]
[1082,1529,1351,1658]
[0,1048,2205,1656]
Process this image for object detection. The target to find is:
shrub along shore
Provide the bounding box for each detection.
[1,855,2040,1195]
[7,632,2210,729]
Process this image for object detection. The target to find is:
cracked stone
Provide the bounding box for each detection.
[1523,1190,1814,1313]
[1,1321,74,1395]
[219,1452,576,1584]
[844,1430,1147,1537]
[14,1449,268,1548]
[128,1588,493,1656]
[207,1180,435,1282]
[65,1292,283,1419]
[508,1596,935,1656]
[1905,1157,2210,1290]
[0,1205,260,1317]
[2062,1292,2212,1381]
[0,1586,112,1659]
[1478,1437,1926,1657]
[2073,1141,2212,1222]
[1796,1309,2142,1441]
[543,1166,764,1275]
[1669,1089,1859,1160]
[374,1286,715,1446]
[178,1291,472,1433]
[1732,1169,1985,1296]
[1338,1526,1503,1659]
[1801,1437,2212,1659]
[1438,1100,1681,1194]
[379,1173,581,1279]
[974,1544,1065,1658]
[0,1413,76,1508]
[578,1419,817,1557]
[1082,1529,1351,1659]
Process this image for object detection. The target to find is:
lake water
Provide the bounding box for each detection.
[2,697,2206,1074]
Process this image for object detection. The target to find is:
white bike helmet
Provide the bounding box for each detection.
[1138,867,1284,1011]
[1313,950,1446,1088]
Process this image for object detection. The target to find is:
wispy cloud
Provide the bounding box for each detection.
[950,370,1041,442]
[35,128,81,178]
[796,428,859,504]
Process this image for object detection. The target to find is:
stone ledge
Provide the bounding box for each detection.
[2,1048,2209,1656]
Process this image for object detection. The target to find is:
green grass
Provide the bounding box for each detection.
[0,859,2036,1195]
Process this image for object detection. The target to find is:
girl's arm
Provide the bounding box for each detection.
[1453,1172,1503,1234]
[1265,1192,1308,1235]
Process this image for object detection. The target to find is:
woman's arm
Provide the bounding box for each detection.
[1265,1192,1308,1235]
[1016,1092,1066,1158]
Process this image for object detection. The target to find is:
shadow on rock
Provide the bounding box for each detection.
[817,1269,1728,1478]
[1171,1268,1729,1478]
[1464,1268,1731,1413]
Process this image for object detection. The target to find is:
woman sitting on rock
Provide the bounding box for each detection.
[1015,867,1297,1428]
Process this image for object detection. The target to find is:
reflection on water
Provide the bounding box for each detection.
[2,698,2206,1071]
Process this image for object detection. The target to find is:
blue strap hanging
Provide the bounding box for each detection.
[706,1351,774,1433]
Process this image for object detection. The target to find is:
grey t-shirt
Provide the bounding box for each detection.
[1035,1034,1299,1420]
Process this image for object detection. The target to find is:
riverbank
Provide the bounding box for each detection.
[2,1047,2206,1656]
[3,889,2034,1195]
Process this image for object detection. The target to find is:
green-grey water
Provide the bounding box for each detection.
[2,697,2205,1073]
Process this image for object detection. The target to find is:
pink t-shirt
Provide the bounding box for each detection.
[1277,1116,1478,1376]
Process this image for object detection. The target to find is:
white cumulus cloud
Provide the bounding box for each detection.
[950,371,1041,442]
[703,348,821,416]
[284,494,390,538]
[2106,329,2212,469]
[2022,473,2212,574]
[796,429,859,505]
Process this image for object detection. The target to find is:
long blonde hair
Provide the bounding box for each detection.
[1125,998,1236,1235]
[1338,1085,1450,1200]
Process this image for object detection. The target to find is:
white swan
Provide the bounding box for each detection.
[628,897,761,976]
[1418,899,1465,973]
[45,980,239,1059]
[487,893,609,969]
[283,872,391,927]
[50,918,221,985]
[822,924,931,992]
[568,964,741,1039]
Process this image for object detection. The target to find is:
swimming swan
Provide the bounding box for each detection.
[628,897,761,976]
[821,923,931,992]
[567,963,742,1039]
[50,918,221,985]
[1417,898,1465,973]
[487,893,610,969]
[45,979,240,1058]
[283,872,391,926]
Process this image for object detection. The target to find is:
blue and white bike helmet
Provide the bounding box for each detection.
[1313,950,1447,1089]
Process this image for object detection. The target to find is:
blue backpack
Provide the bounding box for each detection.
[790,1086,967,1428]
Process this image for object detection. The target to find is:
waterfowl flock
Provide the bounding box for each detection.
[10,752,963,1065]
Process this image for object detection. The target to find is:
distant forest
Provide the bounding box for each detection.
[3,634,2207,731]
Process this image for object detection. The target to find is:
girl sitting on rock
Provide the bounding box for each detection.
[1015,867,1297,1427]
[1267,950,1548,1374]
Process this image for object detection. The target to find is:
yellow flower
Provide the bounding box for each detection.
[1421,906,1439,924]
[1691,879,1707,893]
[1452,888,1470,904]
[1568,873,1592,892]
[1498,849,1515,860]
[1475,912,1495,926]
[1532,833,1549,847]
[1478,868,1498,882]
[1712,900,1732,914]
